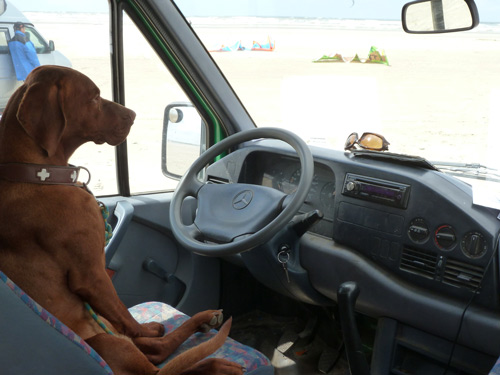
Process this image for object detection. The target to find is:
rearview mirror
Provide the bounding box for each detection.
[402,0,479,34]
[162,102,206,179]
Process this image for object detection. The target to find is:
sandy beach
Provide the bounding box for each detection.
[24,12,500,194]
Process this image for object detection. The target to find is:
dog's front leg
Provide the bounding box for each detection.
[66,202,164,339]
[71,266,165,338]
[133,310,224,364]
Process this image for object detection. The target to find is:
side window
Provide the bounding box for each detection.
[23,26,48,53]
[23,8,118,195]
[122,12,191,193]
[0,28,8,54]
[2,4,188,195]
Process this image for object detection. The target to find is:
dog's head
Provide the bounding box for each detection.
[15,65,136,158]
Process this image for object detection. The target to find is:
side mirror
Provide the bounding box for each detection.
[49,40,55,52]
[162,102,206,179]
[402,0,479,34]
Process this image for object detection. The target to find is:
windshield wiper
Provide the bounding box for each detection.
[431,162,500,182]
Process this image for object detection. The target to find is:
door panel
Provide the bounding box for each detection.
[101,194,221,316]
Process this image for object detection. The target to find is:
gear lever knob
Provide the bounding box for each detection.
[337,281,371,375]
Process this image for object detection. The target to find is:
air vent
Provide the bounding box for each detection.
[400,247,438,279]
[443,259,484,291]
[207,176,229,184]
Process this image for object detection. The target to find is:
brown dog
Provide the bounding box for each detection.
[0,66,243,375]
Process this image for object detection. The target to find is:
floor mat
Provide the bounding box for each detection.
[230,310,351,375]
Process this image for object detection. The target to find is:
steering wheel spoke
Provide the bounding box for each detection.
[184,223,203,241]
[281,194,294,210]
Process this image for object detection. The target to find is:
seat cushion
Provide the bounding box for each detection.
[0,270,113,374]
[130,302,273,375]
[0,271,273,375]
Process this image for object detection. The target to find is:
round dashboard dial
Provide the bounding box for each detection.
[320,182,336,211]
[461,231,487,259]
[408,218,429,244]
[289,168,319,202]
[289,168,302,185]
[434,225,456,250]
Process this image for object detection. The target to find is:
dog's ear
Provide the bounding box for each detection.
[16,82,66,157]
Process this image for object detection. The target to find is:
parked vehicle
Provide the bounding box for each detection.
[0,0,71,112]
[1,0,500,374]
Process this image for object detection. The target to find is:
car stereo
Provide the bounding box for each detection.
[342,173,411,209]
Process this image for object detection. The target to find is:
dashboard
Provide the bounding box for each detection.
[237,146,498,301]
[208,139,500,302]
[205,139,500,359]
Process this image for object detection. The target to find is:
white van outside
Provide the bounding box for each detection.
[0,0,71,113]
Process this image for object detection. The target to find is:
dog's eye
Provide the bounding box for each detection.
[90,95,102,110]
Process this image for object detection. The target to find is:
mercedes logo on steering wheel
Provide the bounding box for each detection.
[232,190,253,210]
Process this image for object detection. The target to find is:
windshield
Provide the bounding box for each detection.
[2,0,499,195]
[176,0,500,173]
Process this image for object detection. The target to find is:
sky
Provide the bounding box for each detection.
[7,0,500,22]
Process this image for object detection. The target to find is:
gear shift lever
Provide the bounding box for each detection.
[337,281,371,375]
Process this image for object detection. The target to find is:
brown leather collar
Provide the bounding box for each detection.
[0,163,90,186]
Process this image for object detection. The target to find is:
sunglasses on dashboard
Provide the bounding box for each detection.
[344,132,390,151]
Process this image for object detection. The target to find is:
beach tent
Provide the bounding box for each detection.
[210,37,275,52]
[209,40,246,52]
[314,46,389,66]
[251,36,275,51]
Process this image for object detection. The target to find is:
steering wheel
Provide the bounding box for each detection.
[169,127,313,256]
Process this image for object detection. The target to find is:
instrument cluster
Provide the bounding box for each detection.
[241,152,336,237]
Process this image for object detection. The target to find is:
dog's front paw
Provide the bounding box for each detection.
[140,322,165,337]
[194,309,224,333]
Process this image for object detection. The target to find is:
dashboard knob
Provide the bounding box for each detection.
[461,231,487,259]
[346,181,356,191]
[434,225,456,250]
[408,218,429,243]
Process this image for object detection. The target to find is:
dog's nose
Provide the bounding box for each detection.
[125,110,136,123]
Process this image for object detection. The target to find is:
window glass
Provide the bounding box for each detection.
[3,2,116,195]
[0,28,8,53]
[23,26,47,53]
[2,2,189,196]
[122,12,190,194]
[176,0,500,176]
